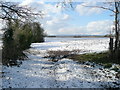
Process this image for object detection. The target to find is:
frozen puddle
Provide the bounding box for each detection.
[2,38,120,88]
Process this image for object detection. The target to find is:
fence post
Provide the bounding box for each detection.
[109,37,114,58]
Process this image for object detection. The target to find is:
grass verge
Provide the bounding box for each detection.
[68,51,120,65]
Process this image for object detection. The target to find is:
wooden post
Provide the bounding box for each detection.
[109,37,114,58]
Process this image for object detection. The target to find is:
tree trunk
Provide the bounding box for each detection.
[114,2,119,60]
[114,2,118,51]
[109,37,114,59]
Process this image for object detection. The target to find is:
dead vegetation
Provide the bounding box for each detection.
[44,49,81,62]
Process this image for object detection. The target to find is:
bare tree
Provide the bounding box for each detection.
[84,1,120,59]
[59,0,120,60]
[0,1,43,21]
[86,1,120,59]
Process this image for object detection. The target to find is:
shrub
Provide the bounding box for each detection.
[2,20,45,66]
[104,63,112,68]
[30,22,44,43]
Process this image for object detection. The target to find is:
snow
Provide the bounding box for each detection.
[0,41,2,49]
[31,37,109,53]
[1,37,120,88]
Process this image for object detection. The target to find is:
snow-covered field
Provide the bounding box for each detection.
[31,37,109,54]
[1,37,120,88]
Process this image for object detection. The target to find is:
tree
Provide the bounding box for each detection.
[60,0,120,61]
[86,1,120,60]
[0,1,44,66]
[0,1,43,21]
[2,20,24,65]
[2,20,45,65]
[30,22,44,43]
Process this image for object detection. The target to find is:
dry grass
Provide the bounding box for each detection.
[44,49,81,62]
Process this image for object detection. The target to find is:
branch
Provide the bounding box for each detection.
[81,5,116,13]
[0,1,43,21]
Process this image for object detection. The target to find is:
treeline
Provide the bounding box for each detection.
[2,20,45,66]
[46,35,110,38]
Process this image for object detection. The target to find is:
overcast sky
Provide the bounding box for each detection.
[1,0,115,35]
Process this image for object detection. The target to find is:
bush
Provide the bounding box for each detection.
[104,63,112,68]
[14,29,33,50]
[30,22,44,43]
[2,20,45,66]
